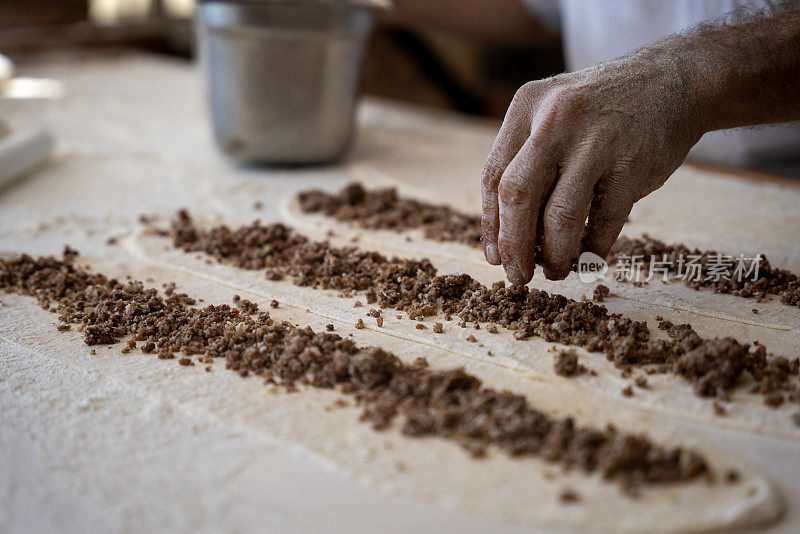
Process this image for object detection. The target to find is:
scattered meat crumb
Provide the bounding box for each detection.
[559,489,580,504]
[554,349,587,377]
[593,284,610,302]
[764,393,784,407]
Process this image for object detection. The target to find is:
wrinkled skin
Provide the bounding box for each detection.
[481,56,703,285]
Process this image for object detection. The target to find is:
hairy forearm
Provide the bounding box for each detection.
[648,8,800,134]
[480,5,800,285]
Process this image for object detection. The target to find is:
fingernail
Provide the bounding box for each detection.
[505,264,527,286]
[485,244,501,265]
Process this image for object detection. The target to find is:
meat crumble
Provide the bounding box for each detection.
[170,211,800,412]
[297,184,800,309]
[0,251,710,494]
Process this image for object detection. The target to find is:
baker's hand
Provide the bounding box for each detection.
[481,55,704,285]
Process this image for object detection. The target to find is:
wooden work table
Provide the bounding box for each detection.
[1,50,799,534]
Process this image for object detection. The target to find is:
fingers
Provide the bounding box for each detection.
[582,175,634,259]
[481,85,538,265]
[540,154,604,280]
[497,133,558,285]
[485,83,633,285]
[481,142,522,265]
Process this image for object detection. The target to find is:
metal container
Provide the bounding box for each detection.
[196,0,383,165]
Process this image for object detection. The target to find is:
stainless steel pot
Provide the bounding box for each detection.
[196,0,384,165]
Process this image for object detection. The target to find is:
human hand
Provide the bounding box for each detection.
[481,54,704,284]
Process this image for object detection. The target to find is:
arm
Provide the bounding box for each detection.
[386,0,559,45]
[481,8,800,285]
[685,10,800,131]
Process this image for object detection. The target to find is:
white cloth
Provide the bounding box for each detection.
[522,0,800,171]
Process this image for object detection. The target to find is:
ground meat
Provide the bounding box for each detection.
[554,349,587,377]
[298,184,800,311]
[433,322,444,333]
[298,183,484,248]
[167,211,800,412]
[559,489,580,504]
[84,324,117,345]
[764,393,784,407]
[610,235,800,308]
[233,295,259,314]
[0,252,711,494]
[593,284,610,303]
[725,469,740,483]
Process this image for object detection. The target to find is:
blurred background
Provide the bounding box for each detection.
[0,0,564,118]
